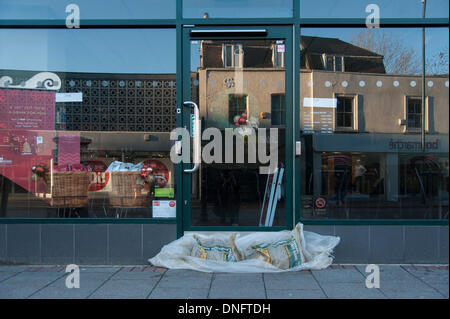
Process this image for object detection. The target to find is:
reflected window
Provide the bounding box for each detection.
[272,44,285,68]
[335,95,355,130]
[406,97,422,130]
[271,94,286,125]
[228,94,247,125]
[324,55,344,72]
[223,44,243,68]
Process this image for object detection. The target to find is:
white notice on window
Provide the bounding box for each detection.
[303,97,337,108]
[55,92,83,102]
[152,200,176,218]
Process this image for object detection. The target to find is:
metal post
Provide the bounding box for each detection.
[421,0,427,151]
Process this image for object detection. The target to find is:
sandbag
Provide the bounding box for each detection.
[245,224,306,269]
[191,233,243,262]
[148,223,340,273]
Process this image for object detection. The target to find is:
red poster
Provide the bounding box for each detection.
[0,89,56,194]
[0,89,55,130]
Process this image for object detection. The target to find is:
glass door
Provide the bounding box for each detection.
[180,26,294,231]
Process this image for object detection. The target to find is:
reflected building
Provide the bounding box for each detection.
[196,36,449,220]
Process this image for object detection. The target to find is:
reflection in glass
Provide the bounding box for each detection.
[189,39,287,226]
[300,0,448,19]
[0,29,177,218]
[0,0,176,19]
[299,27,449,220]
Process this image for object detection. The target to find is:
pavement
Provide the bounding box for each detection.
[0,264,448,299]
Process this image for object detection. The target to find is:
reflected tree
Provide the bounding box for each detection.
[352,29,421,75]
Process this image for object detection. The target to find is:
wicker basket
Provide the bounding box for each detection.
[108,171,150,208]
[50,171,90,208]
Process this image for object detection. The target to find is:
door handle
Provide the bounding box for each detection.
[183,101,201,173]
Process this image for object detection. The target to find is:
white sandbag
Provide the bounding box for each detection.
[105,161,144,172]
[148,223,340,273]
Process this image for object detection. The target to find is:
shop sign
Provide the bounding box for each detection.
[314,196,327,216]
[388,139,439,151]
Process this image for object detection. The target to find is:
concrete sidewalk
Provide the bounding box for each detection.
[0,264,448,299]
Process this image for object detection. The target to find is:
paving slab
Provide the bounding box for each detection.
[110,268,165,280]
[209,273,266,299]
[79,267,121,273]
[427,283,449,298]
[0,272,65,299]
[0,266,29,272]
[319,283,386,299]
[158,271,213,289]
[355,265,419,282]
[89,278,160,299]
[311,267,366,284]
[379,281,446,299]
[266,289,327,299]
[149,287,209,299]
[263,272,321,290]
[402,268,449,284]
[29,272,112,299]
[0,272,20,282]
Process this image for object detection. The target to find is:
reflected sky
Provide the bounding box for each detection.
[0,0,447,19]
[300,0,448,18]
[0,1,448,74]
[0,29,176,74]
[0,0,176,19]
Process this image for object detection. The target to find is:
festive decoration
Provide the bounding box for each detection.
[137,164,156,188]
[31,163,50,185]
[233,109,259,136]
[234,109,248,127]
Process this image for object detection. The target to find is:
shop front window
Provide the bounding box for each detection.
[0,28,177,218]
[299,27,449,220]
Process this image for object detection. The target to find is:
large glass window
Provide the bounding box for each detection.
[299,27,449,220]
[0,28,177,219]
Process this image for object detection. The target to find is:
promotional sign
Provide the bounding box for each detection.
[0,89,55,194]
[154,187,175,198]
[152,200,176,218]
[85,160,109,192]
